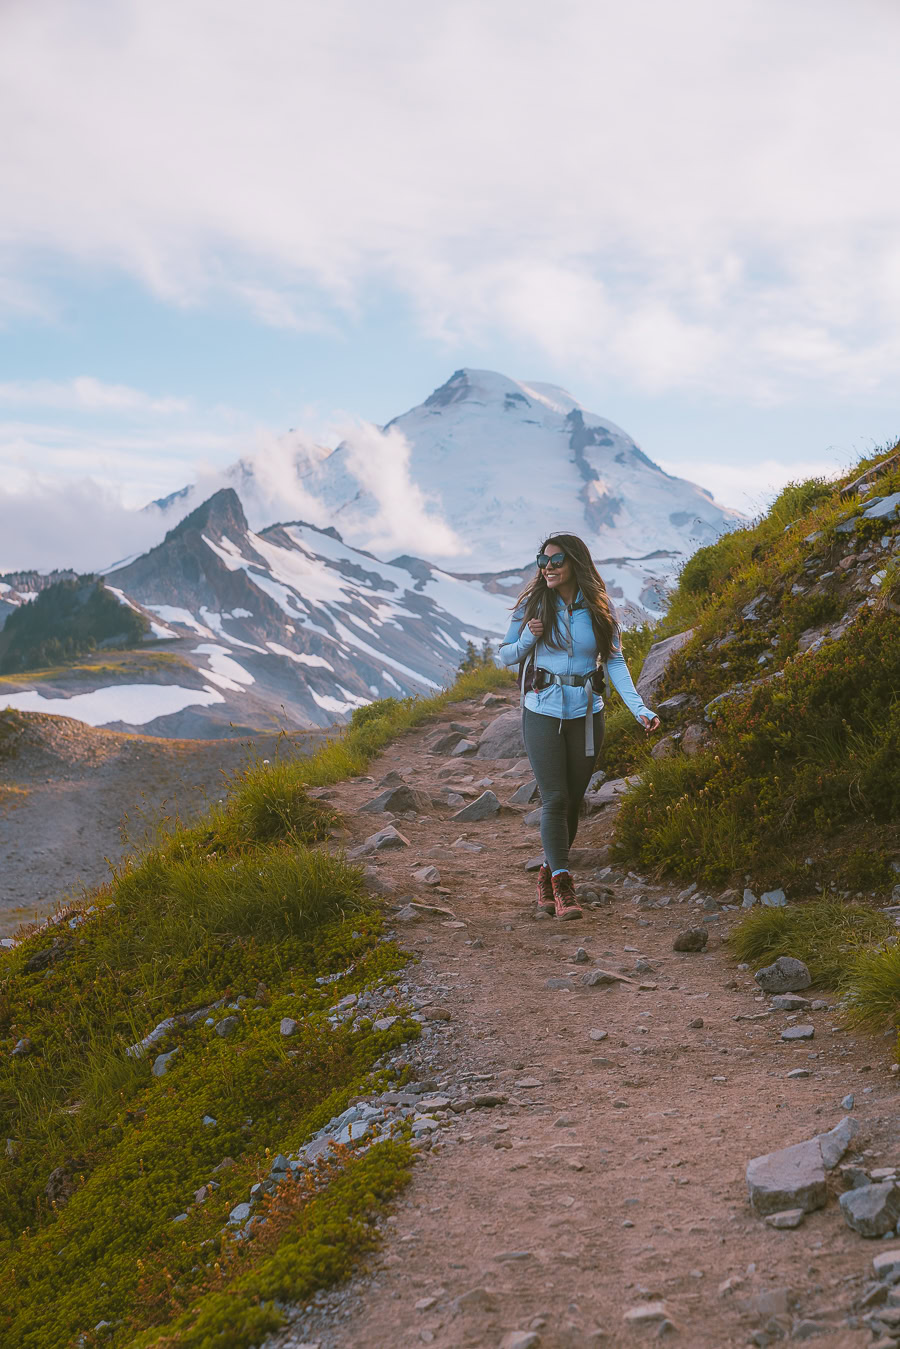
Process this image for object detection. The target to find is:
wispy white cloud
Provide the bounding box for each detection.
[329,420,463,557]
[0,377,189,414]
[2,0,900,398]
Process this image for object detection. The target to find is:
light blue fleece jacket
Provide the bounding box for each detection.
[498,592,656,723]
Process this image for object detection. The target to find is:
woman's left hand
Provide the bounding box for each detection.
[639,714,661,734]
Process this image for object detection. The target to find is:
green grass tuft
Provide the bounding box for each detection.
[728,899,894,988]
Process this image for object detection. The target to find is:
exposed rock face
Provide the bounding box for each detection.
[635,630,693,703]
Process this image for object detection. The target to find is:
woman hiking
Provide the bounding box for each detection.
[498,534,660,920]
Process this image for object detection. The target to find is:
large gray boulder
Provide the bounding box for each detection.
[475,710,526,760]
[635,630,693,703]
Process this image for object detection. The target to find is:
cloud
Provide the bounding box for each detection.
[2,0,900,398]
[0,377,189,413]
[0,478,169,572]
[329,421,463,557]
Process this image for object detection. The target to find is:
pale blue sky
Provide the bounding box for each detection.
[2,0,899,568]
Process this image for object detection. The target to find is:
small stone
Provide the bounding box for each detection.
[451,790,500,823]
[582,968,633,987]
[746,1138,826,1214]
[545,977,576,991]
[414,1296,438,1311]
[786,1069,810,1079]
[215,1016,239,1037]
[515,1077,543,1089]
[500,1333,540,1349]
[840,1183,900,1238]
[589,1029,608,1041]
[688,1018,704,1029]
[554,1115,575,1128]
[781,1024,814,1042]
[347,825,411,859]
[10,1037,32,1057]
[817,1116,858,1168]
[761,888,788,907]
[453,1286,498,1313]
[623,1302,669,1324]
[151,1047,180,1077]
[771,994,811,1011]
[171,1212,188,1223]
[452,837,484,852]
[413,866,441,885]
[872,1249,900,1283]
[280,1018,298,1037]
[842,1093,855,1110]
[573,947,590,964]
[673,928,708,952]
[754,956,811,993]
[228,1202,252,1225]
[509,779,540,806]
[765,1208,805,1229]
[359,785,432,816]
[373,1015,399,1031]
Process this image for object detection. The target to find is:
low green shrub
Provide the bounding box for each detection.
[614,605,900,884]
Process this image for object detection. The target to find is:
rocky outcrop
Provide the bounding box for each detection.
[635,630,693,703]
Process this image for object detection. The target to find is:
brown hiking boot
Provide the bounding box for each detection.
[551,870,583,920]
[536,863,555,913]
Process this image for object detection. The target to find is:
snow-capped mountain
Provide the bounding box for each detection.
[316,369,742,589]
[151,369,743,621]
[0,490,513,737]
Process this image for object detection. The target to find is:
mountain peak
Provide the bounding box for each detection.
[164,488,248,543]
[422,368,583,417]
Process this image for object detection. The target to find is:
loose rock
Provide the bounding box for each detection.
[840,1183,900,1238]
[347,826,411,859]
[673,928,708,952]
[781,1024,814,1042]
[754,956,812,993]
[765,1209,805,1229]
[451,790,500,823]
[746,1139,827,1215]
[359,785,431,815]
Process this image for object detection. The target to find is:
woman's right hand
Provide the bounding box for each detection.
[527,618,544,638]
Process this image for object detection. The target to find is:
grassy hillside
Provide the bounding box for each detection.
[0,663,512,1348]
[607,442,900,895]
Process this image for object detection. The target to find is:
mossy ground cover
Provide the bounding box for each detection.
[0,661,513,1347]
[609,445,900,890]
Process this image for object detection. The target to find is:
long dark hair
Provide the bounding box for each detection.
[513,533,618,662]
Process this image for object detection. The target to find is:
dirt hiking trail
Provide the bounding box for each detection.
[274,691,899,1349]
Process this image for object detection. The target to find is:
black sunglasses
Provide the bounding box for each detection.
[536,550,566,570]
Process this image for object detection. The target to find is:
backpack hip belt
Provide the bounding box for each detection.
[532,666,604,756]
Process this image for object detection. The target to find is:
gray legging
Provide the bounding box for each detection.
[522,706,606,873]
